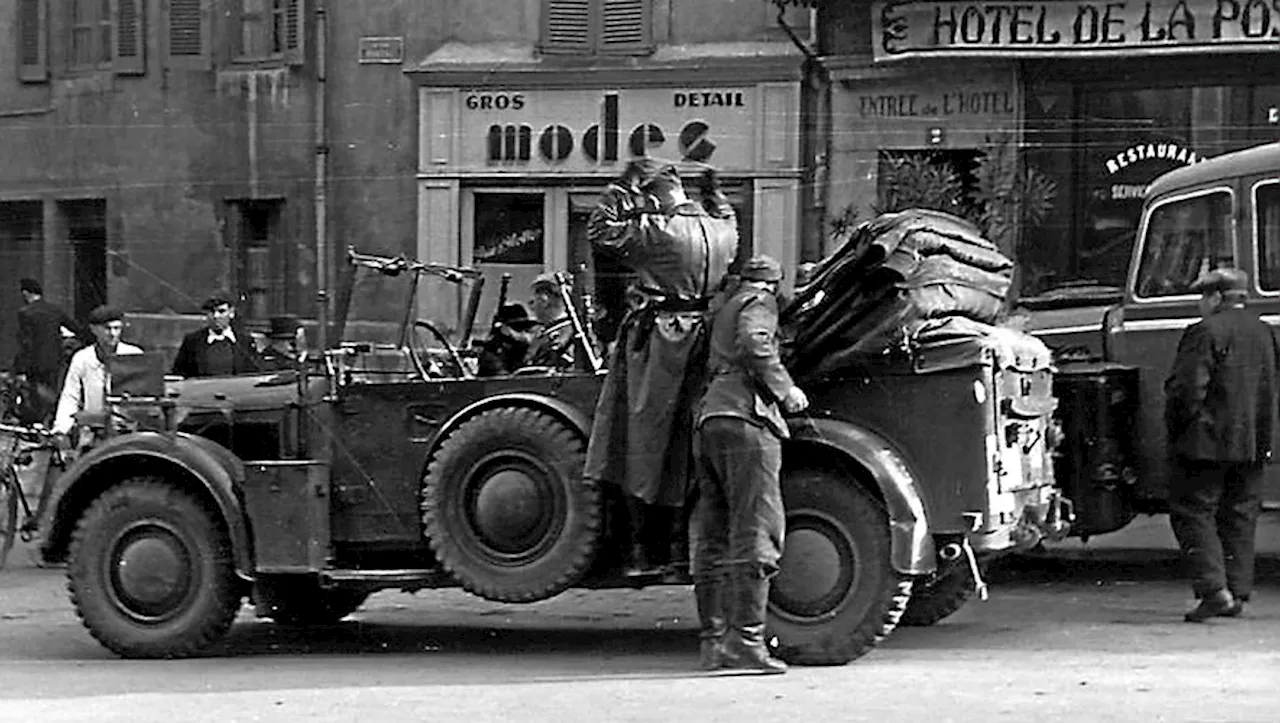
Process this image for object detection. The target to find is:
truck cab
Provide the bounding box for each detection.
[1024,141,1280,537]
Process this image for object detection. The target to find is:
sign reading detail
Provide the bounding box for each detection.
[457,87,760,173]
[873,0,1280,60]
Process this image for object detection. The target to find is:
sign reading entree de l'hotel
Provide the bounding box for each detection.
[873,0,1280,60]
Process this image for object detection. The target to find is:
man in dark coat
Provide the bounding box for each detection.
[584,161,740,575]
[689,255,808,674]
[171,294,262,378]
[524,273,576,370]
[1164,267,1279,622]
[13,278,90,424]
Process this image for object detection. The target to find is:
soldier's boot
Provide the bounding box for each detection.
[694,575,728,671]
[623,497,659,577]
[722,566,787,674]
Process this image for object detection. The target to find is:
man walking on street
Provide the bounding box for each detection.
[584,160,739,575]
[12,278,89,424]
[171,294,262,378]
[690,255,808,673]
[1164,267,1279,622]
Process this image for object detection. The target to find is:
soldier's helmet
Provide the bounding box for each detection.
[740,255,784,283]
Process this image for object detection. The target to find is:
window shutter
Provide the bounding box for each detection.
[540,0,593,55]
[599,0,651,55]
[18,0,48,83]
[114,0,146,75]
[167,0,209,67]
[284,0,305,65]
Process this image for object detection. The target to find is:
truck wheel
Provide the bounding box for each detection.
[769,468,914,666]
[259,583,369,626]
[67,477,243,659]
[422,407,600,603]
[899,564,975,627]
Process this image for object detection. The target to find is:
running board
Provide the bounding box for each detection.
[319,568,455,589]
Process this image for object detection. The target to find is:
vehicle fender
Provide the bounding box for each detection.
[787,416,936,575]
[429,392,592,451]
[42,431,254,579]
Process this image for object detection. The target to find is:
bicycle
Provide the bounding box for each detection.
[0,421,66,570]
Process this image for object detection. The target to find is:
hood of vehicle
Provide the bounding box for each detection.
[164,372,312,412]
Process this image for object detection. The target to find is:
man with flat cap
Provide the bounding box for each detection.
[171,294,262,378]
[53,305,144,448]
[584,159,740,575]
[1165,267,1279,622]
[689,254,807,674]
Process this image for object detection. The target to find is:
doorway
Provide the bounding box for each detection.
[59,200,108,322]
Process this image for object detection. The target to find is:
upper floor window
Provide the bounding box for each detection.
[18,0,49,82]
[62,0,146,75]
[540,0,653,57]
[1134,189,1235,299]
[235,0,304,64]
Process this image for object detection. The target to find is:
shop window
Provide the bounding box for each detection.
[1134,190,1234,299]
[1256,183,1280,292]
[473,193,545,265]
[540,0,653,57]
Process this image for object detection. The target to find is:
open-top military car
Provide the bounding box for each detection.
[36,246,1068,663]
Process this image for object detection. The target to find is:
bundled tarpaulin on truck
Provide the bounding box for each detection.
[782,209,1040,382]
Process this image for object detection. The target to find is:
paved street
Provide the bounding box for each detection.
[1,515,1278,723]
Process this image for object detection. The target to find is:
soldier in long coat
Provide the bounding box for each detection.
[584,161,739,574]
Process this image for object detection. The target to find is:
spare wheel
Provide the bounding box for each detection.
[421,407,600,603]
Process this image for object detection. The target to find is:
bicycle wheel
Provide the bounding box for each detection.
[0,469,18,570]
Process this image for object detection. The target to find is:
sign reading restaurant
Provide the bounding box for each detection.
[873,0,1280,59]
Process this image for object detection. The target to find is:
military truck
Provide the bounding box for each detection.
[36,246,1067,662]
[1023,141,1280,539]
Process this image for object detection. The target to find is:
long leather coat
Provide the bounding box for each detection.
[583,185,739,507]
[1164,306,1280,462]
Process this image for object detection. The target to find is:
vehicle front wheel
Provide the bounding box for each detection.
[769,467,914,666]
[67,477,243,659]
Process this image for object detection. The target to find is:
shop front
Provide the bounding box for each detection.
[408,70,803,338]
[824,0,1280,295]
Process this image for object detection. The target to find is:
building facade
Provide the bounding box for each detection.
[818,0,1280,295]
[0,0,813,366]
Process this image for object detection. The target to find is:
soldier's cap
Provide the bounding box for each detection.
[740,255,784,283]
[531,272,559,293]
[1191,267,1249,295]
[267,314,302,340]
[87,305,124,326]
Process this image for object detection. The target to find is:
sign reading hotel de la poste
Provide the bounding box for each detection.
[434,86,784,175]
[872,0,1280,60]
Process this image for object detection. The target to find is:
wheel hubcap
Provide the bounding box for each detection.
[466,454,560,563]
[107,522,195,622]
[771,514,857,621]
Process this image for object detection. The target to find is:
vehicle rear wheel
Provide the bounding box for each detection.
[769,467,914,666]
[422,407,600,603]
[898,562,976,627]
[67,477,243,658]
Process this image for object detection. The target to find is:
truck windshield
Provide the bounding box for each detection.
[342,264,416,349]
[1133,189,1234,299]
[1256,182,1280,292]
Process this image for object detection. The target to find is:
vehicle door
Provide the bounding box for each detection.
[1116,184,1238,503]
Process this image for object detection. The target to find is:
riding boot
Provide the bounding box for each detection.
[623,496,657,576]
[694,575,727,671]
[722,566,787,674]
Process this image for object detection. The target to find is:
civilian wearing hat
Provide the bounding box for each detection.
[687,255,807,674]
[52,305,144,438]
[1164,267,1280,622]
[171,294,262,378]
[258,315,304,372]
[583,160,740,576]
[12,277,91,424]
[476,302,540,377]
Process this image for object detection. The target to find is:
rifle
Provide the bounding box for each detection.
[491,273,513,335]
[553,271,604,373]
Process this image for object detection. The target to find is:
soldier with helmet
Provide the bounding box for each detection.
[690,254,808,674]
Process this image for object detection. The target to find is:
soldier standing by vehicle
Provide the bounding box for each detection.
[1164,267,1279,622]
[689,255,807,674]
[585,160,739,575]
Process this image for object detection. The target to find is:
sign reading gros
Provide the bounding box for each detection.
[873,0,1280,60]
[456,87,761,173]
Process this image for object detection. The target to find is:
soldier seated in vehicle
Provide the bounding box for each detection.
[476,302,540,377]
[523,273,577,371]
